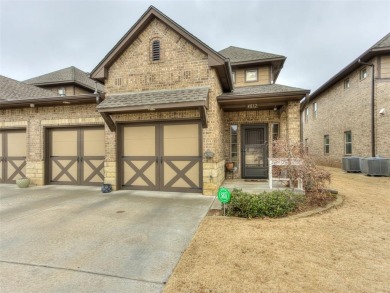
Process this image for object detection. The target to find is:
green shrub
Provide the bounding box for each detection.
[225,189,303,218]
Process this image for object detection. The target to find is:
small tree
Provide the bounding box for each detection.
[272,139,331,202]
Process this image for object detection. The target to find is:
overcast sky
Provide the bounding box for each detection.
[0,0,389,92]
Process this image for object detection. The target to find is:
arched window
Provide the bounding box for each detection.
[152,40,160,61]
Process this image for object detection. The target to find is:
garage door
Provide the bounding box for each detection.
[47,127,105,186]
[0,129,26,183]
[121,122,202,192]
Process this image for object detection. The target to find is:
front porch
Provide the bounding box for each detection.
[221,178,290,193]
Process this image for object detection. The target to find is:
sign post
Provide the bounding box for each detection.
[217,187,231,216]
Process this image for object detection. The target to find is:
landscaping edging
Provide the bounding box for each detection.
[289,193,344,220]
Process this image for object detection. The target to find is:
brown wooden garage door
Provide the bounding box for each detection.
[47,127,105,186]
[0,129,26,183]
[120,122,202,193]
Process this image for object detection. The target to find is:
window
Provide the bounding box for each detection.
[230,125,238,168]
[324,135,330,155]
[152,40,160,61]
[305,108,309,122]
[360,67,368,80]
[245,69,258,82]
[345,131,352,155]
[272,123,279,140]
[58,87,66,96]
[232,71,236,84]
[344,78,350,89]
[313,102,318,119]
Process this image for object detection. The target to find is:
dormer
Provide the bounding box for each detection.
[219,46,286,87]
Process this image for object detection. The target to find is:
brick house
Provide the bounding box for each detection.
[1,6,309,195]
[302,33,390,167]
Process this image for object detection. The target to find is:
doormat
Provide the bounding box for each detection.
[244,179,268,182]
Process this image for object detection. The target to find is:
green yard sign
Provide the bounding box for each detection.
[217,187,231,204]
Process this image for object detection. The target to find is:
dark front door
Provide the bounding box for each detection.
[47,127,105,186]
[241,125,268,178]
[0,129,26,183]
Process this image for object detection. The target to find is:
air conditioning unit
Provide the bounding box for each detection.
[342,157,361,172]
[361,157,390,176]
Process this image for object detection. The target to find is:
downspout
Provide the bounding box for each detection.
[358,59,375,157]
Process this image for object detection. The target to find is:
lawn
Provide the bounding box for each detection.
[164,167,390,293]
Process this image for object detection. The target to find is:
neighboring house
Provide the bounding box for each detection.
[302,33,390,167]
[0,6,309,195]
[24,66,104,96]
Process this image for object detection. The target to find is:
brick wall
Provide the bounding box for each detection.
[0,104,103,185]
[302,56,390,167]
[103,18,225,195]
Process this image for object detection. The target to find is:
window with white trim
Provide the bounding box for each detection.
[313,102,318,119]
[360,67,368,80]
[324,135,330,155]
[245,69,258,82]
[230,125,238,168]
[345,131,352,155]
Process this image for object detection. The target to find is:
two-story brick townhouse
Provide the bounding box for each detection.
[1,6,309,195]
[90,6,309,195]
[24,66,104,96]
[302,33,390,167]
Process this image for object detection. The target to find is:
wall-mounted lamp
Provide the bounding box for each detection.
[379,108,385,116]
[273,106,277,111]
[204,150,215,159]
[30,103,35,108]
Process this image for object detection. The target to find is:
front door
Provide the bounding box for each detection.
[47,127,105,186]
[0,129,26,183]
[120,122,202,193]
[241,125,268,178]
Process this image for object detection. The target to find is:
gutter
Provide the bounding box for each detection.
[358,59,376,157]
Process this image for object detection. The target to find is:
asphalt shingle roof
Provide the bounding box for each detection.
[24,66,104,92]
[373,33,390,48]
[97,87,209,110]
[0,75,57,101]
[219,46,285,63]
[220,84,309,97]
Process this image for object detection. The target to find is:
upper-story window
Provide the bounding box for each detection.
[305,107,309,122]
[245,69,258,82]
[344,78,350,89]
[232,71,236,84]
[152,40,160,61]
[58,87,66,96]
[360,67,368,80]
[313,102,318,119]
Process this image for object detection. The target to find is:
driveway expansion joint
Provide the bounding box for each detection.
[0,260,164,285]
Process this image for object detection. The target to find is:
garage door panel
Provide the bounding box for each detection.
[163,124,199,156]
[1,130,26,183]
[48,127,104,186]
[7,132,26,157]
[51,130,77,156]
[124,126,155,156]
[123,159,157,189]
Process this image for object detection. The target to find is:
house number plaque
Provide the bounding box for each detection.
[247,104,258,109]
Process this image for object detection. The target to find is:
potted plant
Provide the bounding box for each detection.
[16,178,30,188]
[225,161,234,171]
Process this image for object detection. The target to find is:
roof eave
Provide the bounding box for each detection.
[218,90,310,101]
[310,47,390,101]
[230,56,286,67]
[0,94,99,109]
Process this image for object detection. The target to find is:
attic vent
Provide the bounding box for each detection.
[152,40,160,61]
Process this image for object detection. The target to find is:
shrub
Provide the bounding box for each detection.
[226,189,303,218]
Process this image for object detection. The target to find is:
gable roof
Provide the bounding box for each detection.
[219,46,285,64]
[90,6,233,91]
[0,75,56,101]
[309,33,390,101]
[24,66,104,92]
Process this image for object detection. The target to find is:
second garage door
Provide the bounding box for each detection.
[120,122,202,193]
[47,127,105,186]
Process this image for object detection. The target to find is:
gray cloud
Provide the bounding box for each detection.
[0,0,389,92]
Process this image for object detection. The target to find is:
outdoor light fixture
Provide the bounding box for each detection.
[379,108,385,115]
[273,106,277,111]
[204,150,215,159]
[63,101,71,104]
[30,103,35,108]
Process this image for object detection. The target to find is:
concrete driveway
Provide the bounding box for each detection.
[0,185,214,293]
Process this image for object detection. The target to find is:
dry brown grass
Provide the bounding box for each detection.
[164,167,390,293]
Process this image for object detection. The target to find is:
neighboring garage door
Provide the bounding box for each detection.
[120,122,202,193]
[47,127,105,186]
[0,129,26,183]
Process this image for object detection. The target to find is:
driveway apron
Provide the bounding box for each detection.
[0,185,213,292]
